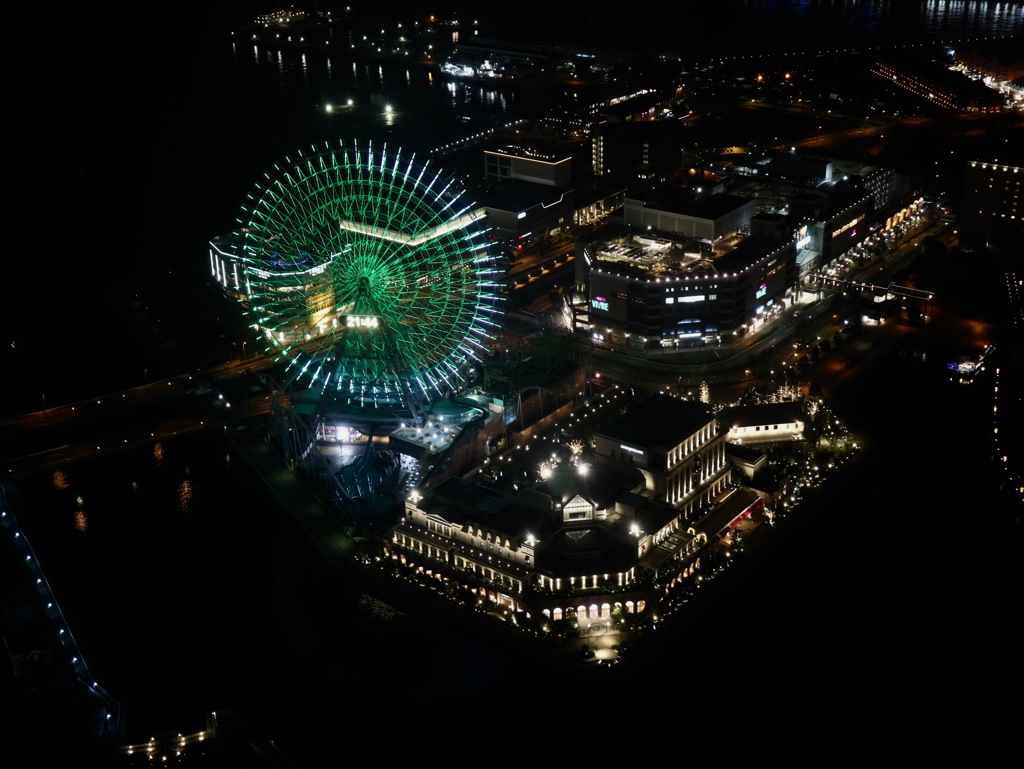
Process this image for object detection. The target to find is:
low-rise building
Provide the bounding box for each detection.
[576,224,798,349]
[385,392,760,630]
[718,402,806,445]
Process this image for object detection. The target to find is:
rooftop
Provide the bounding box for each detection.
[597,392,713,450]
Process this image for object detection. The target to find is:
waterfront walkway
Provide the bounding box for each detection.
[0,487,121,766]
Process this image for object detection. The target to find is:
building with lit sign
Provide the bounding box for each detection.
[809,189,875,268]
[575,221,798,349]
[568,188,803,349]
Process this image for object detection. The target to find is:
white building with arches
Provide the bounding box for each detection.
[385,392,758,635]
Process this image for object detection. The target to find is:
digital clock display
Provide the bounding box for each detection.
[344,315,380,329]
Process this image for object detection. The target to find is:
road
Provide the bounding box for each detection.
[0,360,279,478]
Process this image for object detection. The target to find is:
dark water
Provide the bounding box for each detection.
[5,2,1024,766]
[5,433,530,756]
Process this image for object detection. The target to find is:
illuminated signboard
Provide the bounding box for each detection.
[344,315,380,329]
[832,214,865,238]
[591,295,609,312]
[755,283,767,299]
[620,444,643,455]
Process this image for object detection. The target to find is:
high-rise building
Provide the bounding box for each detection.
[960,159,1023,250]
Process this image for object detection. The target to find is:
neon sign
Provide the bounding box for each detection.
[592,295,609,311]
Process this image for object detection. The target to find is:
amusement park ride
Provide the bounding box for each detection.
[231,139,506,517]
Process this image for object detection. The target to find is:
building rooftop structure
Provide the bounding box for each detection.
[596,389,714,449]
[586,228,711,276]
[633,188,754,222]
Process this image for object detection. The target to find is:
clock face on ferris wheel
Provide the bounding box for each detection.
[237,139,504,418]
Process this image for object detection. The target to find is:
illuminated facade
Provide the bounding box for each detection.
[593,393,731,514]
[808,190,874,268]
[871,54,1004,112]
[569,189,799,348]
[386,392,757,629]
[577,228,797,349]
[208,232,248,301]
[717,402,806,445]
[484,144,573,187]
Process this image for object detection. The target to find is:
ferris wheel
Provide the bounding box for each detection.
[237,139,504,427]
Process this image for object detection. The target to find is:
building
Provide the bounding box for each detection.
[385,391,759,629]
[484,142,573,187]
[591,119,686,192]
[621,188,755,240]
[208,231,249,300]
[593,392,731,514]
[959,159,1023,251]
[717,402,806,445]
[475,180,575,247]
[575,222,798,350]
[871,52,1005,112]
[807,187,875,268]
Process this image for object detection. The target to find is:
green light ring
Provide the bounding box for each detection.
[237,139,502,408]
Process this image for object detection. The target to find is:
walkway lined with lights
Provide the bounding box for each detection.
[0,490,121,752]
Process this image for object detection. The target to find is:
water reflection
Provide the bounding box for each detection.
[221,0,1021,155]
[178,479,193,513]
[51,469,70,491]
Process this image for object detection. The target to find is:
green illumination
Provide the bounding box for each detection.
[237,139,504,419]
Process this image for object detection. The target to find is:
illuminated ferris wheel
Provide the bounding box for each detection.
[237,139,504,426]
